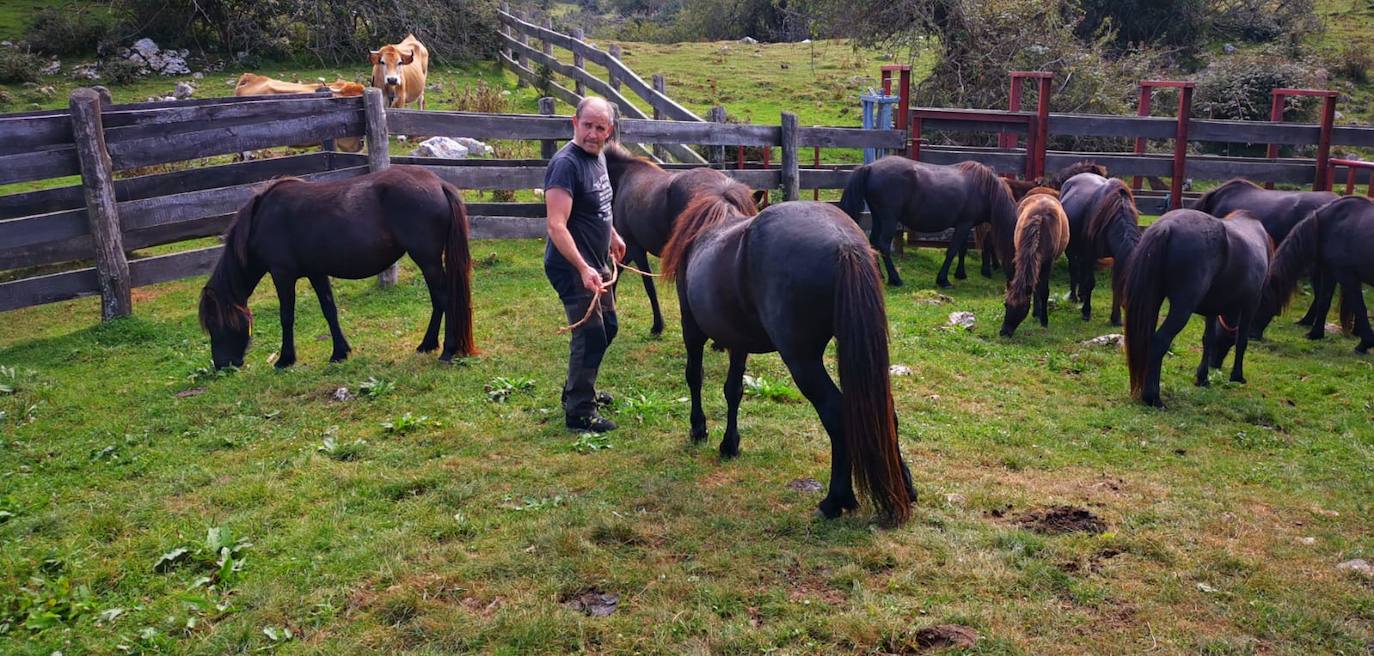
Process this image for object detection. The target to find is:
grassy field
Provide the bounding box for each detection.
[1,236,1372,654]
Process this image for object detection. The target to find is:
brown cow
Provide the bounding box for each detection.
[233,73,365,153]
[370,34,430,109]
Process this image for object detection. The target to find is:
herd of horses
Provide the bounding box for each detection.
[198,142,1372,525]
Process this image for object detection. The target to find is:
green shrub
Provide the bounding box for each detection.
[24,4,117,56]
[0,50,43,85]
[97,56,143,85]
[1193,50,1321,122]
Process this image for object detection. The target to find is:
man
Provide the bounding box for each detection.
[544,97,627,433]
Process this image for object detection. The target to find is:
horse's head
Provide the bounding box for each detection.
[200,286,253,370]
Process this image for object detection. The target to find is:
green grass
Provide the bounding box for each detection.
[2,240,1372,654]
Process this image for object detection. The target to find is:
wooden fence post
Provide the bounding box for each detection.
[539,97,558,159]
[707,106,727,165]
[365,88,398,287]
[542,17,554,59]
[571,28,587,97]
[652,74,667,161]
[500,2,511,60]
[515,11,528,87]
[608,45,622,92]
[781,112,799,202]
[69,88,132,320]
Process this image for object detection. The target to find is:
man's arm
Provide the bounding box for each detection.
[546,187,605,294]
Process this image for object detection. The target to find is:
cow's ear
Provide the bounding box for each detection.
[369,50,381,65]
[401,50,414,66]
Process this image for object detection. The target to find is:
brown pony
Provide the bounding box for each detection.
[199,166,474,369]
[603,144,757,336]
[1000,189,1070,336]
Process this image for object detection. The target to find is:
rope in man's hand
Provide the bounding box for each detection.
[558,264,621,335]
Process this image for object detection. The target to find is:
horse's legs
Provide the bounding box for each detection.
[1337,273,1374,354]
[413,261,447,353]
[781,354,856,517]
[720,349,748,459]
[1066,248,1081,304]
[872,214,903,287]
[954,238,969,280]
[682,309,709,443]
[307,274,352,362]
[1297,268,1325,327]
[1036,265,1052,327]
[271,271,298,368]
[1144,298,1195,408]
[1079,257,1097,322]
[1305,271,1337,340]
[1196,316,1216,387]
[936,223,973,289]
[1109,266,1123,327]
[628,246,664,337]
[1230,310,1253,383]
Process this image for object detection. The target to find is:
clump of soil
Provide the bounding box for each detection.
[1017,505,1107,535]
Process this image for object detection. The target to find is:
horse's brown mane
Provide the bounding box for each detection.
[659,177,757,280]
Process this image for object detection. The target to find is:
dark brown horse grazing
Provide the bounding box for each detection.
[659,197,915,524]
[199,166,475,369]
[1258,196,1374,353]
[1194,178,1338,336]
[839,156,1017,289]
[1000,188,1070,337]
[602,144,758,336]
[1059,173,1141,325]
[1123,210,1271,408]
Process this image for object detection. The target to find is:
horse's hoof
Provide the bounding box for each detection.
[274,358,296,369]
[649,325,664,339]
[1355,345,1371,355]
[955,271,968,280]
[998,328,1014,338]
[1230,375,1247,384]
[719,444,740,459]
[1142,394,1164,408]
[689,427,708,444]
[1307,332,1325,341]
[416,342,438,353]
[1194,377,1209,387]
[937,281,954,290]
[330,353,350,363]
[887,279,904,288]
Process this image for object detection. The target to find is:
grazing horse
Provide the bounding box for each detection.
[1000,188,1070,337]
[1123,210,1271,407]
[1059,173,1141,325]
[370,34,430,109]
[839,156,1017,289]
[1258,196,1374,353]
[1194,178,1338,336]
[659,198,916,524]
[603,144,757,336]
[199,166,474,369]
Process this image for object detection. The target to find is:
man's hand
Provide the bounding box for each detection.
[610,230,626,264]
[580,265,605,294]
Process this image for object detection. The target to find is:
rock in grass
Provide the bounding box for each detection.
[1337,559,1374,578]
[914,624,978,649]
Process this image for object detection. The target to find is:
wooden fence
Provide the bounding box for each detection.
[0,87,902,319]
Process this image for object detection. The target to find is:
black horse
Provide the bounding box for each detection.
[1194,178,1337,336]
[1123,210,1271,408]
[603,144,758,336]
[659,195,915,524]
[839,156,1017,289]
[1059,173,1141,325]
[1258,196,1374,353]
[199,166,475,369]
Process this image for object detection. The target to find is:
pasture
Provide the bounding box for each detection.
[2,239,1372,654]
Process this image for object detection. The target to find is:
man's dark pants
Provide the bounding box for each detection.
[558,284,618,420]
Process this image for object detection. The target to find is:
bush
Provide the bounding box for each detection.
[1193,49,1321,122]
[451,79,508,113]
[97,56,144,85]
[1330,47,1372,84]
[0,49,44,84]
[24,4,118,56]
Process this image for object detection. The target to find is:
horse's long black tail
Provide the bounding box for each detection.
[1265,212,1320,318]
[838,164,871,225]
[442,182,477,357]
[834,245,911,525]
[1124,223,1171,400]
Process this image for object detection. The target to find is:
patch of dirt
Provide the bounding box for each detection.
[700,469,738,488]
[175,387,206,398]
[1017,505,1107,535]
[787,478,823,493]
[560,587,619,616]
[914,624,978,650]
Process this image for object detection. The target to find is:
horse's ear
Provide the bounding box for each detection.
[369,50,381,65]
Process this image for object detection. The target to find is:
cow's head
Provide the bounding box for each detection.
[370,45,414,88]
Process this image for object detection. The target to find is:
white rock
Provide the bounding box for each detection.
[1081,333,1124,347]
[410,136,470,160]
[1337,559,1374,577]
[889,364,913,376]
[740,36,758,44]
[174,81,195,99]
[947,311,976,330]
[450,137,494,157]
[71,63,100,80]
[192,72,203,80]
[132,38,160,58]
[40,59,61,76]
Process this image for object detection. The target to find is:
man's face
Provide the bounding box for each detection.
[573,105,614,155]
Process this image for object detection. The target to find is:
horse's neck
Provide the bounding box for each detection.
[207,254,262,305]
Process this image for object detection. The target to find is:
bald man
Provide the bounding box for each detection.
[544,97,626,433]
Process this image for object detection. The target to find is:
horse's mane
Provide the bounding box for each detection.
[956,161,1014,204]
[1194,178,1259,215]
[1048,161,1108,187]
[602,142,661,172]
[224,177,301,266]
[1084,178,1138,246]
[659,177,756,280]
[1023,186,1060,199]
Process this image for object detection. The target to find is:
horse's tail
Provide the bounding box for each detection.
[1123,222,1171,401]
[834,244,911,525]
[441,181,477,357]
[1264,211,1320,317]
[838,163,871,224]
[1006,213,1044,311]
[661,195,744,281]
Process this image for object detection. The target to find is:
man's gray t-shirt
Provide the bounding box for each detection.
[544,142,613,298]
